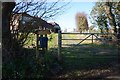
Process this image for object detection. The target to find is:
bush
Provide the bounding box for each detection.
[2,47,61,79]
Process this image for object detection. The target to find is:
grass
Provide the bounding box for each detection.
[48,33,58,48]
[49,43,119,78]
[20,33,119,78]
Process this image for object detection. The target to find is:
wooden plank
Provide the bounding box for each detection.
[78,34,92,44]
[62,32,115,35]
[92,35,93,44]
[58,30,62,61]
[36,34,39,58]
[62,39,99,40]
[37,30,51,35]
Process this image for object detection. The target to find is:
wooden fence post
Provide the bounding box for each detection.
[58,30,62,61]
[36,34,39,58]
[91,34,94,44]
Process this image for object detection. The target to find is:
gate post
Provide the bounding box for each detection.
[58,30,62,61]
[91,33,94,44]
[36,34,39,58]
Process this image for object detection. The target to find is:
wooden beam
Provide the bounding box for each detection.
[37,30,51,35]
[78,34,92,44]
[62,39,99,40]
[36,34,39,58]
[58,30,62,61]
[62,33,115,35]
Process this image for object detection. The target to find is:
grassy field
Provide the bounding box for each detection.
[49,43,119,79]
[22,33,119,79]
[47,33,120,79]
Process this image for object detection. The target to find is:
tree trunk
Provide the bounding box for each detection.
[105,2,117,34]
[2,2,16,64]
[2,2,15,49]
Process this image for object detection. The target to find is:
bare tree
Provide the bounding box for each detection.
[2,1,71,78]
[10,0,70,46]
[13,0,70,19]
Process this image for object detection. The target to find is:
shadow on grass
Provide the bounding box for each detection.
[49,43,120,79]
[3,43,119,79]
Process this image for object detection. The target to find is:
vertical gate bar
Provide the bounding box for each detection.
[36,34,39,58]
[58,30,62,61]
[92,34,94,44]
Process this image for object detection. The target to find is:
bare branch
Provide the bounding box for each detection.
[11,0,70,46]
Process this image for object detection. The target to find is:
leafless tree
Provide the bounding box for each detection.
[13,0,70,19]
[10,0,70,46]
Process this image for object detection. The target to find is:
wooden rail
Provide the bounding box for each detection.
[61,33,115,44]
[62,32,115,35]
[57,32,118,61]
[62,39,103,40]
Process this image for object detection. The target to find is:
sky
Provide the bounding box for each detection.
[15,0,95,32]
[49,2,95,32]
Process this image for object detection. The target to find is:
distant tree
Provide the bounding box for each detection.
[64,29,67,32]
[89,25,95,33]
[90,2,109,33]
[75,12,89,33]
[73,28,77,32]
[90,2,120,34]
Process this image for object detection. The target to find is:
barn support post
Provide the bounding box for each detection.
[58,30,62,61]
[36,34,39,58]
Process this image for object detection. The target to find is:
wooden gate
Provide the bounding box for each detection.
[58,31,117,48]
[57,31,117,60]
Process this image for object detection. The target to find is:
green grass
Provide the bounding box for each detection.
[41,33,120,78]
[48,33,58,48]
[50,43,119,78]
[21,33,119,78]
